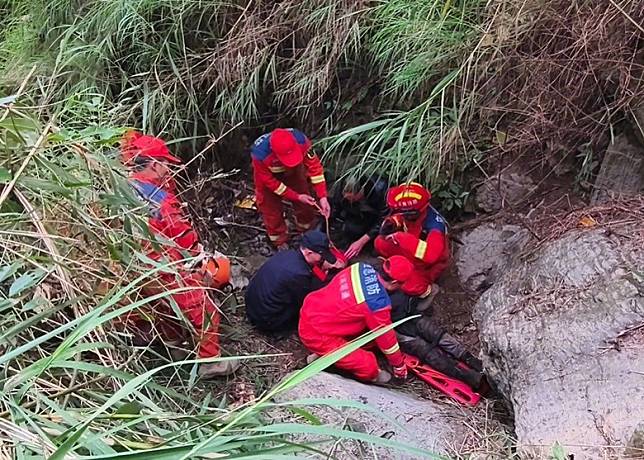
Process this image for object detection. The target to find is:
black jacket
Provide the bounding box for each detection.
[330,175,389,241]
[245,249,320,332]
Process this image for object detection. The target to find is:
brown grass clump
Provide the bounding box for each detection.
[471,0,644,168]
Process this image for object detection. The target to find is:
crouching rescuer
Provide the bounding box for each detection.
[120,131,239,378]
[298,256,415,384]
[374,182,450,300]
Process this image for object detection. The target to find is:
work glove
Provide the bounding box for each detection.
[380,216,401,236]
[392,363,408,380]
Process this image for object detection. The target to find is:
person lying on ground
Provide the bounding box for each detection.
[298,256,415,384]
[329,174,389,260]
[388,291,490,395]
[251,128,330,249]
[245,230,344,336]
[374,182,450,308]
[119,131,239,378]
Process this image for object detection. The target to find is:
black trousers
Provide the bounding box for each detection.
[398,316,483,389]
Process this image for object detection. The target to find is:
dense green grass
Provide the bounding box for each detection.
[0,0,485,189]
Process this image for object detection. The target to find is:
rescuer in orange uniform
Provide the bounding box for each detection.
[251,128,330,248]
[298,256,414,383]
[120,132,238,378]
[374,183,449,299]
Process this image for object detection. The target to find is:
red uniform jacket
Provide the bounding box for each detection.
[251,129,327,201]
[129,174,199,253]
[299,263,404,367]
[391,206,448,265]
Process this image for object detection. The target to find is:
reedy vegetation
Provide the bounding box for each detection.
[0,92,445,456]
[1,0,642,188]
[0,0,486,186]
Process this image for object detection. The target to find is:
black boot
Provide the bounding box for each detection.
[473,374,491,397]
[462,352,483,372]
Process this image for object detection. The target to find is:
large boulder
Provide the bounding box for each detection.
[591,133,644,204]
[455,223,533,291]
[275,371,480,459]
[474,228,644,457]
[475,173,535,213]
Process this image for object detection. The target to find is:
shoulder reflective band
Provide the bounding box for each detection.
[382,343,400,355]
[310,174,325,184]
[350,264,365,304]
[415,239,428,259]
[269,166,286,173]
[274,183,287,195]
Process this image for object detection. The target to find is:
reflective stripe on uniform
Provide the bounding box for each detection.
[309,174,325,184]
[274,183,287,195]
[414,239,428,259]
[382,343,400,355]
[269,166,286,173]
[394,191,423,202]
[350,264,365,304]
[268,234,283,241]
[295,220,312,230]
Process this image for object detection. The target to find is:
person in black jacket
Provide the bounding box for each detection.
[388,291,490,394]
[245,230,340,335]
[330,174,389,260]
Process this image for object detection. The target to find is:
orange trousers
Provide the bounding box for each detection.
[255,166,318,246]
[123,269,221,358]
[299,325,380,381]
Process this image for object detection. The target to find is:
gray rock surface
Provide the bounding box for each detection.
[591,133,644,204]
[275,371,472,459]
[475,173,535,212]
[474,229,644,458]
[455,223,533,291]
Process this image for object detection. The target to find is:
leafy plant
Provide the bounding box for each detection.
[436,181,470,211]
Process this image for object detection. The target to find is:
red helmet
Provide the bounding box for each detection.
[383,255,413,283]
[386,182,431,212]
[120,131,181,166]
[269,129,306,168]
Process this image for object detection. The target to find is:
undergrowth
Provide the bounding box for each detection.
[2,0,643,192]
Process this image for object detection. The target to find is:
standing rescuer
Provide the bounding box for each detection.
[298,256,414,384]
[251,128,330,248]
[120,131,239,378]
[374,182,450,300]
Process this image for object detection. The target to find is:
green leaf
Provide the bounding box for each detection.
[9,269,47,297]
[551,442,568,460]
[287,407,322,425]
[48,421,90,460]
[0,167,12,183]
[17,176,73,195]
[0,95,18,106]
[114,401,143,416]
[0,261,24,283]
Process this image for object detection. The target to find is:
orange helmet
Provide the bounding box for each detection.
[120,131,181,166]
[386,182,431,212]
[202,256,231,289]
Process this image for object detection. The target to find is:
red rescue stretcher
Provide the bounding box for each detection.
[404,354,481,406]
